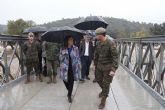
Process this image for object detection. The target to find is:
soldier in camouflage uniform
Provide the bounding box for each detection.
[45,42,60,84]
[23,32,43,84]
[94,27,118,109]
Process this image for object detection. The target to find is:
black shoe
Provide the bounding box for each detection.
[68,96,72,103]
[86,77,90,80]
[80,79,85,82]
[93,79,97,83]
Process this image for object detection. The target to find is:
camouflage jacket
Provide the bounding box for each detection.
[94,38,118,72]
[45,42,60,61]
[23,41,41,62]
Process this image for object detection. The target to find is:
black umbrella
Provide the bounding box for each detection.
[41,26,84,43]
[23,26,47,34]
[85,30,96,37]
[74,16,108,30]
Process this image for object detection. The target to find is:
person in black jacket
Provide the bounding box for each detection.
[79,35,94,82]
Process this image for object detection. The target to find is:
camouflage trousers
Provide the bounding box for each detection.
[26,61,40,75]
[47,60,58,76]
[95,63,113,97]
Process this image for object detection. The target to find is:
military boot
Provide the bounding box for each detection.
[38,74,43,82]
[25,74,31,84]
[99,96,107,109]
[52,75,57,84]
[47,75,52,84]
[99,91,103,98]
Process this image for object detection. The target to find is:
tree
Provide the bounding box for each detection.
[131,28,150,38]
[150,23,165,35]
[7,19,36,35]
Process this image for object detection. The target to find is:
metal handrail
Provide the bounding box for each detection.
[116,35,165,43]
[116,36,165,107]
[0,34,27,41]
[0,34,26,86]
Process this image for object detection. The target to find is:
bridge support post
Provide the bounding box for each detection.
[3,41,9,82]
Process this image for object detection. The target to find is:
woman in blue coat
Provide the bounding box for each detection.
[59,36,81,103]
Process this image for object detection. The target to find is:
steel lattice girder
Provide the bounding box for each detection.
[116,36,165,107]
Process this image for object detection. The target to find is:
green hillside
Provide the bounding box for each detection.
[41,17,153,38]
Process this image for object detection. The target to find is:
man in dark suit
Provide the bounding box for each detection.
[79,35,94,82]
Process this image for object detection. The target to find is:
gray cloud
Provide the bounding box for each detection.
[0,0,164,24]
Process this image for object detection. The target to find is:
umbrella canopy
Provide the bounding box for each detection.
[23,26,47,34]
[41,26,84,43]
[74,16,108,30]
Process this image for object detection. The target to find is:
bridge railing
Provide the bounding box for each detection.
[0,34,27,87]
[116,35,165,107]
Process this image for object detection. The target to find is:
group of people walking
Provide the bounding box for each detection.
[23,27,118,109]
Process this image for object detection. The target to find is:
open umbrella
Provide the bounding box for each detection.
[74,16,108,30]
[23,26,47,34]
[41,26,84,43]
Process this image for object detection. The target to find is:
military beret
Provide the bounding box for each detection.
[95,27,106,35]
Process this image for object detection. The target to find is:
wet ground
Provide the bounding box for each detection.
[0,66,164,110]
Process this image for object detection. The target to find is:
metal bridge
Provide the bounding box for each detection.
[0,35,165,110]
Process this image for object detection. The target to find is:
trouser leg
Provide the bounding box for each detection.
[86,57,91,77]
[63,68,74,97]
[25,65,32,84]
[67,70,74,97]
[52,61,57,76]
[34,62,43,82]
[52,61,57,83]
[81,56,87,79]
[102,71,113,97]
[26,65,32,75]
[38,53,42,73]
[63,80,69,90]
[34,62,40,74]
[68,80,74,97]
[94,67,96,79]
[43,57,47,76]
[47,60,53,76]
[96,67,103,89]
[47,60,53,83]
[98,71,112,109]
[93,68,97,83]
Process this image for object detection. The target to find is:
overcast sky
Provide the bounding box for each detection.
[0,0,164,25]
